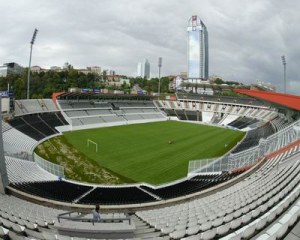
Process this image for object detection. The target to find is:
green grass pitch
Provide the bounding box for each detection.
[63,121,245,185]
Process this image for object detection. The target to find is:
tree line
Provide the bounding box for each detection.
[0,68,171,99]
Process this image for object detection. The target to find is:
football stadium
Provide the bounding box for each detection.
[0,89,300,239]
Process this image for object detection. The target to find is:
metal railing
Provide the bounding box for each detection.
[34,153,65,177]
[189,119,300,174]
[188,158,219,173]
[57,211,131,225]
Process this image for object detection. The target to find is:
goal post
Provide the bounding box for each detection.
[87,139,98,153]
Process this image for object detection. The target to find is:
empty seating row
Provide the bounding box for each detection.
[260,143,300,175]
[78,186,157,205]
[0,193,63,227]
[176,93,269,107]
[7,173,239,205]
[6,157,57,183]
[59,101,110,109]
[11,180,155,205]
[136,151,300,239]
[140,173,237,200]
[227,117,259,129]
[70,113,166,127]
[1,121,12,133]
[58,100,155,110]
[8,117,45,140]
[232,122,275,153]
[254,198,300,240]
[11,181,93,203]
[271,116,291,132]
[65,109,113,118]
[14,99,58,116]
[158,99,278,125]
[122,108,159,114]
[39,112,68,127]
[8,112,68,141]
[3,128,37,153]
[113,101,155,108]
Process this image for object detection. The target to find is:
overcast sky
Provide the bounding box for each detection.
[1,0,299,94]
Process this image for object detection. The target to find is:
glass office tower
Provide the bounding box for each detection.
[187,15,209,79]
[137,59,150,79]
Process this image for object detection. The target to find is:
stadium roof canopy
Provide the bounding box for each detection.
[234,89,300,111]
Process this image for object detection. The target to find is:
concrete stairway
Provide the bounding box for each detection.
[132,215,169,239]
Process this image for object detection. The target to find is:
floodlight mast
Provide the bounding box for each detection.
[158,57,162,98]
[281,55,287,94]
[27,28,38,99]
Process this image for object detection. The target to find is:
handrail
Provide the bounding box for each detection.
[57,211,131,225]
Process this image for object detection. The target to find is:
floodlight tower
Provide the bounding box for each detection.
[158,57,162,97]
[27,28,38,99]
[281,55,287,94]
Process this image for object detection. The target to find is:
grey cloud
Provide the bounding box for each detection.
[0,0,299,95]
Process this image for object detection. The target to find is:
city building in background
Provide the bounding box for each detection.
[50,66,62,71]
[137,59,150,79]
[31,65,102,75]
[30,66,43,73]
[89,66,101,75]
[180,71,188,79]
[187,15,209,80]
[251,81,276,92]
[137,62,143,78]
[143,59,150,79]
[0,62,24,77]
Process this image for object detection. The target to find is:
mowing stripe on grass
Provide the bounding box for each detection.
[62,121,245,185]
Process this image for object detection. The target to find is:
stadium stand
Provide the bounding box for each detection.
[6,157,57,183]
[8,117,45,140]
[3,138,300,239]
[8,112,68,141]
[39,112,68,127]
[135,152,300,239]
[176,92,269,106]
[188,119,299,175]
[11,181,93,203]
[2,121,12,133]
[0,140,298,239]
[271,115,291,132]
[5,172,242,205]
[227,117,259,129]
[140,172,238,200]
[0,91,299,239]
[59,100,112,110]
[58,99,167,128]
[0,144,299,240]
[3,127,37,154]
[113,101,155,108]
[0,193,65,238]
[185,110,200,121]
[14,99,58,116]
[231,122,275,153]
[202,111,214,123]
[78,186,157,205]
[157,98,278,126]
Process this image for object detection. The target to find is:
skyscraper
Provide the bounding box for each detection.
[137,59,150,79]
[143,59,150,79]
[137,62,143,78]
[187,15,209,79]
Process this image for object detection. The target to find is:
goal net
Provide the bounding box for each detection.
[87,139,98,153]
